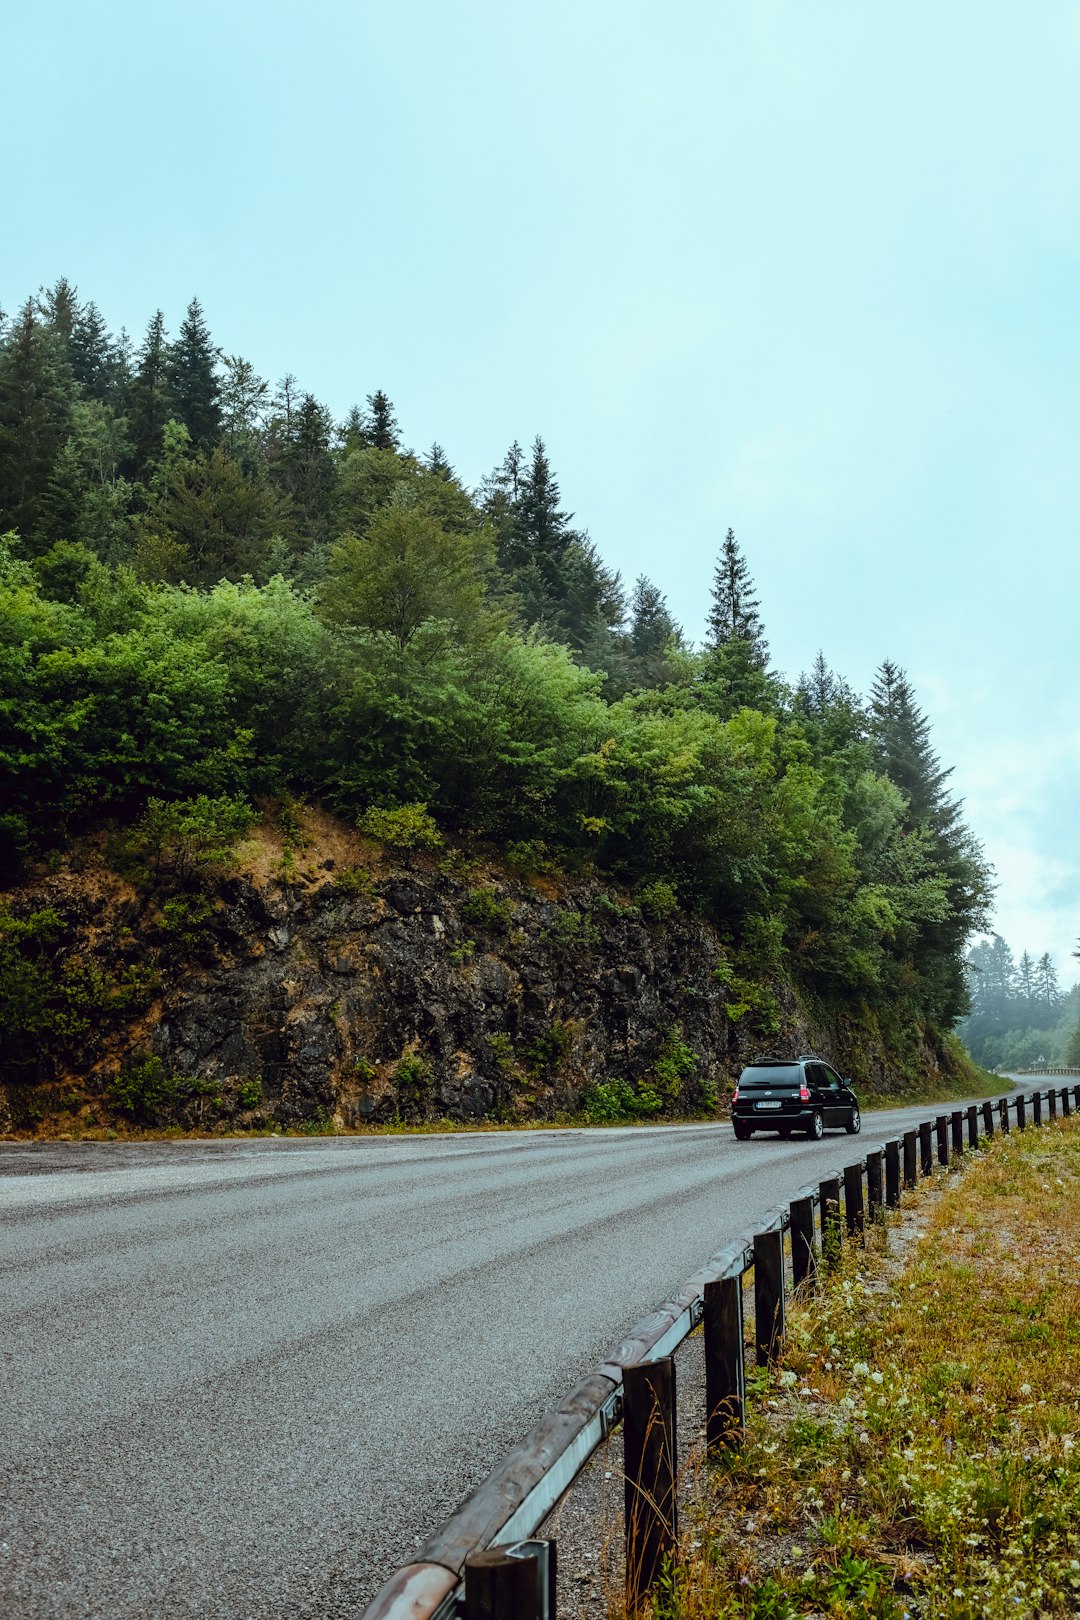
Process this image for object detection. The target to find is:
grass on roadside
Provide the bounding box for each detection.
[642,1117,1080,1619]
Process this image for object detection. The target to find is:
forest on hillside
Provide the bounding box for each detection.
[0,281,995,1074]
[959,934,1080,1070]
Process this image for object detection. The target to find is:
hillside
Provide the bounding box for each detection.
[0,806,982,1138]
[0,284,994,1125]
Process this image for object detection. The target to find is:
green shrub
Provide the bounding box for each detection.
[637,878,680,922]
[461,887,514,932]
[654,1026,698,1104]
[131,794,257,882]
[581,1076,663,1123]
[108,1056,178,1122]
[0,905,151,1081]
[236,1075,263,1109]
[334,865,374,897]
[505,840,554,878]
[546,908,600,952]
[487,1033,518,1077]
[359,802,442,849]
[160,891,217,949]
[395,1053,433,1089]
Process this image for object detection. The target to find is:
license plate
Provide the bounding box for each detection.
[756,1100,782,1110]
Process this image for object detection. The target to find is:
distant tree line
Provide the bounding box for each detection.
[959,934,1080,1069]
[0,280,995,1060]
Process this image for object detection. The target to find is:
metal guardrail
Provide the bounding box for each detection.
[361,1083,1080,1620]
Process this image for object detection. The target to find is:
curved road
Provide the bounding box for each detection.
[0,1088,1030,1618]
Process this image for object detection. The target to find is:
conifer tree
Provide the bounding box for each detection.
[868,661,958,834]
[167,299,221,447]
[426,443,454,479]
[0,299,75,539]
[365,389,401,451]
[129,311,172,472]
[220,355,269,446]
[1017,950,1036,1000]
[706,528,767,666]
[1036,952,1060,1006]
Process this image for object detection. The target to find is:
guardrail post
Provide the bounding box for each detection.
[919,1120,933,1175]
[465,1543,553,1620]
[843,1162,864,1239]
[704,1274,744,1452]
[624,1358,677,1615]
[885,1139,900,1207]
[1062,1087,1071,1118]
[789,1195,816,1290]
[1073,1084,1080,1111]
[866,1150,883,1218]
[966,1104,979,1148]
[999,1097,1010,1134]
[1016,1094,1027,1130]
[1048,1088,1057,1120]
[982,1100,995,1138]
[935,1115,949,1168]
[951,1110,964,1157]
[1032,1090,1042,1127]
[754,1227,785,1364]
[903,1130,918,1188]
[819,1176,841,1267]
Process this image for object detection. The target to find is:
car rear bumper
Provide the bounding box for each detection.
[733,1106,815,1128]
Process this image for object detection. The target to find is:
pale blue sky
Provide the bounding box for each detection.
[6,1,1079,979]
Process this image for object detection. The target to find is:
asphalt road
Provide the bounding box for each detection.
[0,1088,1029,1618]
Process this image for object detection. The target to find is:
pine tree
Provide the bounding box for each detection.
[129,311,172,471]
[37,278,80,347]
[1035,952,1060,1006]
[1017,950,1036,1000]
[69,302,115,399]
[706,528,767,665]
[338,404,368,452]
[628,576,677,658]
[167,298,221,447]
[220,355,269,446]
[365,389,400,451]
[868,661,958,833]
[0,299,75,540]
[281,393,335,542]
[426,443,454,480]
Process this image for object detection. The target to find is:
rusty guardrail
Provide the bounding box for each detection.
[361,1081,1078,1620]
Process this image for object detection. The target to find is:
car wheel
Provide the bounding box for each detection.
[806,1111,824,1141]
[845,1106,861,1135]
[733,1122,752,1141]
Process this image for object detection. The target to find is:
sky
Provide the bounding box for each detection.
[5,0,1079,980]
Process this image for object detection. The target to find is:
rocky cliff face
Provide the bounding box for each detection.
[0,812,931,1136]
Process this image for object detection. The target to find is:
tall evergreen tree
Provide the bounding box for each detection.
[706,528,767,665]
[167,299,221,447]
[220,355,269,447]
[868,661,958,834]
[0,299,75,540]
[129,311,172,472]
[365,389,401,452]
[425,443,454,480]
[1017,950,1036,1000]
[280,393,335,542]
[1036,952,1060,1006]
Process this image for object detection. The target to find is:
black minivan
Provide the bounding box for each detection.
[731,1056,861,1141]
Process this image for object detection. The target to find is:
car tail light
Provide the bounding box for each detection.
[799,1085,811,1101]
[731,1089,739,1103]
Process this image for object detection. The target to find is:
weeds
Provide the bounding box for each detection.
[645,1119,1080,1618]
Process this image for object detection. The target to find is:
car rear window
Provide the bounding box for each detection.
[738,1064,802,1088]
